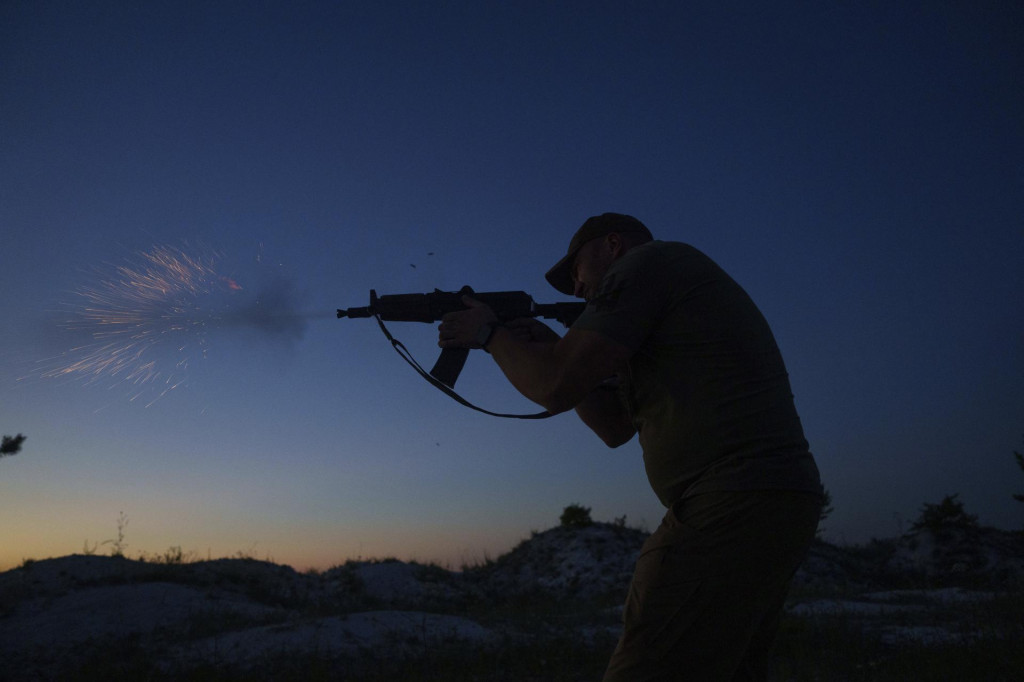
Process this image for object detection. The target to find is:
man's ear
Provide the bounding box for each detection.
[605,232,624,258]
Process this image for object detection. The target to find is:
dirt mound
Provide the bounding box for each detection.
[469,522,646,601]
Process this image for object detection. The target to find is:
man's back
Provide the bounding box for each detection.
[572,240,821,506]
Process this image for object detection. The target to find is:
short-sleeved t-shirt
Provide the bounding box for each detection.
[572,240,822,507]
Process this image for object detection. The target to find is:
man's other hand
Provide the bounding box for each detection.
[438,296,499,349]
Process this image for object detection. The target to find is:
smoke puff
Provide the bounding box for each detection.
[221,273,309,342]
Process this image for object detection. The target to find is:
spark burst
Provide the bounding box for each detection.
[42,244,243,406]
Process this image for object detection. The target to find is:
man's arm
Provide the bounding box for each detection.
[438,298,635,437]
[484,324,631,414]
[573,381,636,447]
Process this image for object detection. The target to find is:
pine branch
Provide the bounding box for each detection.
[1,434,26,457]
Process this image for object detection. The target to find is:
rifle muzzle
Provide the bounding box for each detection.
[336,306,373,319]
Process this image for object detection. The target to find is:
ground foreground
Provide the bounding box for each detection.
[1,522,1022,681]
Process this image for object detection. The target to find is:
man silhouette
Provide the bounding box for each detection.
[439,213,823,680]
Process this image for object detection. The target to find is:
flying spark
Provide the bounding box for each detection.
[41,244,244,406]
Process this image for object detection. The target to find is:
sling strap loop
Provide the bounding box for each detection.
[374,315,553,420]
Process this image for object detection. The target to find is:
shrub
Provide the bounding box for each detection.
[910,494,979,536]
[560,504,593,528]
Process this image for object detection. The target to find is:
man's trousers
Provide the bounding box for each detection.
[603,490,822,682]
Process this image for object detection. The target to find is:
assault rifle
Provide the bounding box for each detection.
[337,287,585,418]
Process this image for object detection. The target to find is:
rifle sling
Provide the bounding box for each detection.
[374,314,553,420]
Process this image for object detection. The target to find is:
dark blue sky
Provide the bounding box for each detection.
[2,1,1021,570]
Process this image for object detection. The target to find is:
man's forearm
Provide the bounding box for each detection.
[485,326,580,414]
[486,327,636,447]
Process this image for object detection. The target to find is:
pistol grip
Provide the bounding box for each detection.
[429,347,470,388]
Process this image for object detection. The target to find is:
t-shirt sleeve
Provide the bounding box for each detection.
[570,245,671,351]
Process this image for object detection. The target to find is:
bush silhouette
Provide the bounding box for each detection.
[560,503,593,528]
[910,494,979,539]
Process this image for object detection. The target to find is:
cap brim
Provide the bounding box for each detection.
[545,251,576,296]
[546,213,651,296]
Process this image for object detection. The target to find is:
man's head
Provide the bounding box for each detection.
[545,213,653,298]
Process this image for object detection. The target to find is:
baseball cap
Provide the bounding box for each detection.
[544,213,652,295]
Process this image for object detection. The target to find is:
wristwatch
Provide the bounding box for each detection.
[476,320,501,351]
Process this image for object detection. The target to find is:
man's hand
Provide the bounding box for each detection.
[438,296,499,349]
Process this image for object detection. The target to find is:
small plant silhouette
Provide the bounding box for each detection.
[817,488,834,537]
[1013,436,1024,504]
[560,503,593,528]
[108,511,129,557]
[83,512,130,557]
